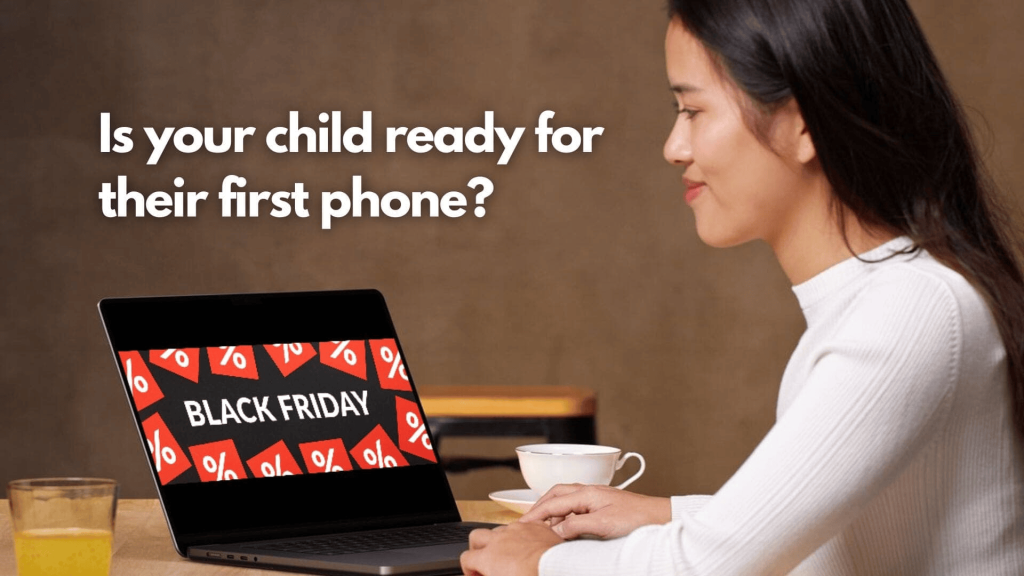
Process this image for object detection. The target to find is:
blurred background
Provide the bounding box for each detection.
[1,0,1022,499]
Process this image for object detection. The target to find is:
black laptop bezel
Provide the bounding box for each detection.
[98,289,462,555]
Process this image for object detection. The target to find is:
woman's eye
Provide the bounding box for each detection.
[671,102,699,119]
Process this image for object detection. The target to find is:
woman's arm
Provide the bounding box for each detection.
[531,270,962,576]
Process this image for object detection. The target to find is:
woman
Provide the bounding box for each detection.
[460,0,1024,575]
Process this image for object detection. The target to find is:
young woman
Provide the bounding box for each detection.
[459,0,1024,575]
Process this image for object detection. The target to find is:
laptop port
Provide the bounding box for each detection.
[206,553,222,558]
[241,556,248,561]
[227,554,234,559]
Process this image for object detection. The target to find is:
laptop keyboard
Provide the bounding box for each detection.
[247,524,478,556]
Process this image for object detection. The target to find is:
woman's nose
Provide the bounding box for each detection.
[663,116,693,166]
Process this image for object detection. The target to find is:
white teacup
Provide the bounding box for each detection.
[515,443,646,496]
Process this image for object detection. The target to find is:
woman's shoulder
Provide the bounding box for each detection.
[861,249,992,327]
[791,247,1005,414]
[849,248,1001,362]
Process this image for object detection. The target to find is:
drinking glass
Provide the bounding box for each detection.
[8,478,118,576]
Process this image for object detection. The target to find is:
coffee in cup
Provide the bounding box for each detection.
[515,443,646,495]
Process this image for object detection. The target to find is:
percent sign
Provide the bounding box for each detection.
[273,343,303,363]
[202,452,238,481]
[219,346,247,369]
[261,454,294,477]
[312,449,344,472]
[159,348,189,368]
[330,341,358,366]
[406,412,432,450]
[363,439,398,468]
[379,346,408,381]
[146,429,176,472]
[126,357,149,393]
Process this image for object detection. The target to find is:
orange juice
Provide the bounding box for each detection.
[13,528,112,576]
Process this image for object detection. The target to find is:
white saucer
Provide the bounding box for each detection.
[488,489,540,514]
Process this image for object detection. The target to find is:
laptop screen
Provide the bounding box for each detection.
[119,340,437,487]
[99,290,461,553]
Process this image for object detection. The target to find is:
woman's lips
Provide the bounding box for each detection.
[685,183,704,204]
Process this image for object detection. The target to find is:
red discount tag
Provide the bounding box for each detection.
[396,397,437,463]
[119,351,164,411]
[141,413,191,485]
[369,339,411,391]
[189,439,247,482]
[208,346,259,380]
[246,440,304,478]
[319,341,367,380]
[264,343,317,377]
[298,438,353,474]
[351,425,409,470]
[149,348,200,383]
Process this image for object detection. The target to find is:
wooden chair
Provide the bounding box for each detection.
[418,385,597,472]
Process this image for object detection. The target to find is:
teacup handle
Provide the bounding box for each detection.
[612,452,646,490]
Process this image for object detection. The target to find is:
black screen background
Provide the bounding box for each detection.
[134,341,433,485]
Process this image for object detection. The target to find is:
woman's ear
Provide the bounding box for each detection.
[791,100,816,164]
[796,125,816,165]
[775,98,816,164]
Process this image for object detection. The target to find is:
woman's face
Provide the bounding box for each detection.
[663,19,814,249]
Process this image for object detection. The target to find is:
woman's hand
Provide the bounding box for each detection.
[518,484,672,540]
[460,522,564,576]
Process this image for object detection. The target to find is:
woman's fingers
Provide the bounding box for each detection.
[461,522,564,575]
[520,486,605,524]
[549,512,610,540]
[531,483,586,510]
[460,549,484,575]
[468,527,495,550]
[524,483,581,516]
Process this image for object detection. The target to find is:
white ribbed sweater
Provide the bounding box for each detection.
[539,237,1024,575]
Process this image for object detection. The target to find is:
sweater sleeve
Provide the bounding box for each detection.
[539,270,962,576]
[671,495,712,519]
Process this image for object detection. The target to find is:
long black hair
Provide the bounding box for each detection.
[667,0,1024,441]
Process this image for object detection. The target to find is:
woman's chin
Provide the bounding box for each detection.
[694,223,747,249]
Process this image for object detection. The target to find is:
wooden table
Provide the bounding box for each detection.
[0,499,520,575]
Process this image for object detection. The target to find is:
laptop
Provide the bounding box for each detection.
[98,289,497,575]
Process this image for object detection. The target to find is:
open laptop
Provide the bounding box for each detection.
[98,289,496,575]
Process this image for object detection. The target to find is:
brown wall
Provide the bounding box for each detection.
[1,0,1021,499]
